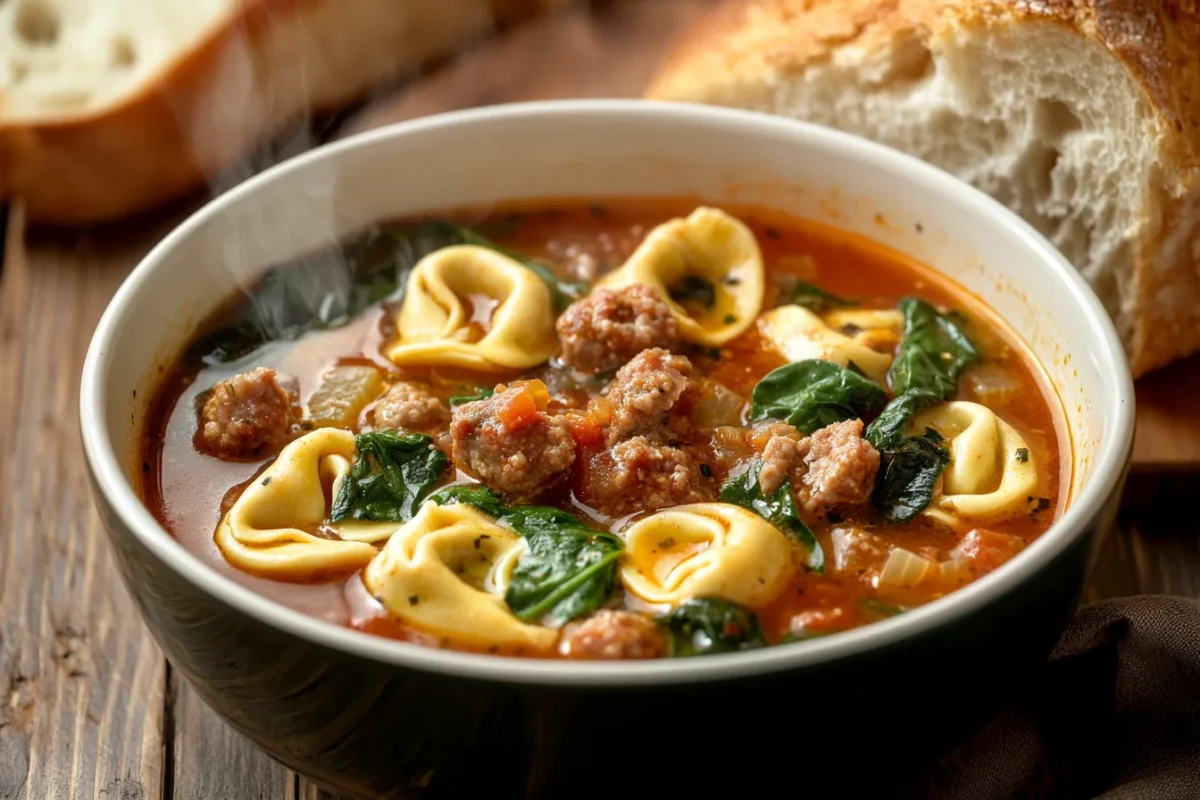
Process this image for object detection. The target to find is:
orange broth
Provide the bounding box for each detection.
[141,198,1067,657]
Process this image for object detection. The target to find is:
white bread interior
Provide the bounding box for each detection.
[0,0,563,223]
[646,0,1200,377]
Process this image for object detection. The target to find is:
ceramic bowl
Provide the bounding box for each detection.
[81,100,1134,798]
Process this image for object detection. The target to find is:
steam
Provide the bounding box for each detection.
[156,0,533,335]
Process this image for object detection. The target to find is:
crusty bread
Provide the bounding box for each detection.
[645,0,1200,378]
[0,0,563,224]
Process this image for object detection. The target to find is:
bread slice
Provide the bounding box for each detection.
[0,0,562,224]
[645,0,1200,378]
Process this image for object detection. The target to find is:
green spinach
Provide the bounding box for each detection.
[656,598,766,657]
[720,459,824,573]
[865,389,943,450]
[329,431,449,523]
[864,298,977,521]
[448,386,495,407]
[193,223,457,365]
[750,360,886,435]
[429,485,622,626]
[502,508,624,627]
[788,281,857,313]
[428,484,508,518]
[886,297,979,397]
[870,428,951,523]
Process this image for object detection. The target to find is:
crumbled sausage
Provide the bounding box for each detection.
[757,425,808,496]
[830,527,889,576]
[559,610,667,660]
[748,419,877,515]
[449,382,576,501]
[372,381,449,432]
[604,348,693,445]
[198,367,300,459]
[556,285,679,374]
[587,435,708,517]
[797,419,880,516]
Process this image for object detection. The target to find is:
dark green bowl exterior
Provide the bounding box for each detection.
[88,458,1126,799]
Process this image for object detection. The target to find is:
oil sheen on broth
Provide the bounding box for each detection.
[141,199,1066,661]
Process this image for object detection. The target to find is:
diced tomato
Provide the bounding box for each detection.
[567,413,606,449]
[497,386,540,429]
[951,529,1027,576]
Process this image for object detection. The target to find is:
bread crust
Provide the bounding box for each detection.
[0,0,552,225]
[646,0,1200,377]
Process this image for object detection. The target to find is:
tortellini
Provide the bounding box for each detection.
[823,308,904,336]
[362,501,558,650]
[757,305,894,383]
[597,207,765,346]
[386,245,557,370]
[215,429,402,581]
[619,503,793,610]
[908,401,1038,523]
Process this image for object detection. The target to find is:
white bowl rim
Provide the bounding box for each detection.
[80,98,1135,687]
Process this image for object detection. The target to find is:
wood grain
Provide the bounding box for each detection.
[169,677,293,800]
[0,206,167,800]
[1132,353,1200,469]
[0,0,1198,798]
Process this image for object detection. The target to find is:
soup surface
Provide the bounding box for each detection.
[142,199,1066,660]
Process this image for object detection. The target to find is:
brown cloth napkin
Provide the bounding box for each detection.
[909,596,1200,799]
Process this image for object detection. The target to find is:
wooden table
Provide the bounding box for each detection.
[2,2,1198,797]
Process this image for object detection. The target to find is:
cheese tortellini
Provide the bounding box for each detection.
[908,401,1038,523]
[619,503,793,610]
[362,501,558,650]
[215,429,402,581]
[758,305,895,383]
[598,207,764,346]
[386,245,557,370]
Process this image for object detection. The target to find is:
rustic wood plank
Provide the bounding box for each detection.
[0,206,167,800]
[342,0,719,133]
[1,0,1196,797]
[1132,353,1200,470]
[169,677,294,800]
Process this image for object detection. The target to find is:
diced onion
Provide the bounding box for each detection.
[692,381,747,428]
[965,363,1022,403]
[309,366,384,428]
[877,547,934,588]
[937,558,974,584]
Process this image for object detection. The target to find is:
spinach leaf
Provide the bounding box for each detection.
[750,360,887,435]
[428,222,589,311]
[668,275,717,310]
[429,485,622,626]
[428,483,508,518]
[329,431,449,523]
[656,598,766,657]
[865,390,943,450]
[859,598,907,622]
[887,297,979,397]
[501,507,624,627]
[448,386,495,407]
[720,459,824,573]
[193,223,458,365]
[870,428,950,522]
[788,281,857,313]
[863,299,976,521]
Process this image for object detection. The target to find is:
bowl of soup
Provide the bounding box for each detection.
[81,100,1133,797]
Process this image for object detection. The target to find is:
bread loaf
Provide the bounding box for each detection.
[645,0,1200,377]
[0,0,563,224]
